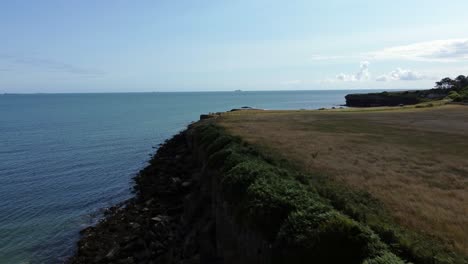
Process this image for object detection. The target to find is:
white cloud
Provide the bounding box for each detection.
[376,68,432,82]
[369,39,468,61]
[311,39,468,62]
[336,61,370,82]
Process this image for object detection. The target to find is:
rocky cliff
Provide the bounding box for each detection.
[69,120,406,264]
[345,89,449,107]
[69,125,274,264]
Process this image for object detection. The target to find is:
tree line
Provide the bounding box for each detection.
[435,75,468,90]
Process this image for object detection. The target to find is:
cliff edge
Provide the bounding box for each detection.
[69,120,406,264]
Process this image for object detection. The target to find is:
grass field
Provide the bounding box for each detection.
[217,104,468,255]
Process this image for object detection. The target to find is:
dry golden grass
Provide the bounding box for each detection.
[218,105,468,254]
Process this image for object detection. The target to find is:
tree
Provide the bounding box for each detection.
[435,77,455,89]
[455,75,468,90]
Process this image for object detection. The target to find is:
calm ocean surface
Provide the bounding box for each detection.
[0,90,383,263]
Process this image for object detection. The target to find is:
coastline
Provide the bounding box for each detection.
[69,114,405,263]
[69,104,468,264]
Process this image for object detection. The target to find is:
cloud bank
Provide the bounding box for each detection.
[369,39,468,61]
[333,62,433,83]
[312,38,468,62]
[336,61,370,82]
[375,68,431,82]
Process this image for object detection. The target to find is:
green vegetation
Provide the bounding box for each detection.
[346,75,468,107]
[193,123,403,263]
[447,88,468,102]
[437,75,468,102]
[435,75,468,91]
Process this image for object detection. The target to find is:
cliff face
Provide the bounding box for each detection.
[69,126,273,264]
[70,121,405,264]
[345,93,420,107]
[345,89,449,107]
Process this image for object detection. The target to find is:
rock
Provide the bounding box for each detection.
[200,114,212,120]
[105,246,119,259]
[129,222,140,229]
[145,199,154,205]
[344,89,449,107]
[134,249,151,261]
[151,216,163,222]
[229,107,263,112]
[117,257,136,264]
[69,131,204,264]
[171,177,181,184]
[181,181,192,188]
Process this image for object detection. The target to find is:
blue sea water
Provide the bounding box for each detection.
[0,90,383,263]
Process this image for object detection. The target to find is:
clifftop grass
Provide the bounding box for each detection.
[199,105,468,263]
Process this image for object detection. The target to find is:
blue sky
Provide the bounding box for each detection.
[1,0,467,93]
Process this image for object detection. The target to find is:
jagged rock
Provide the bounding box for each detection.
[181,181,192,188]
[151,216,162,222]
[171,177,181,184]
[105,247,119,259]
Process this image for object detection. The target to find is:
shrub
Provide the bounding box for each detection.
[242,176,315,239]
[205,135,232,156]
[454,87,468,102]
[447,91,461,101]
[206,146,246,171]
[222,161,276,202]
[199,127,220,146]
[363,251,406,264]
[276,208,388,263]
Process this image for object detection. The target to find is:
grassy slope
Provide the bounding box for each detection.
[216,104,468,263]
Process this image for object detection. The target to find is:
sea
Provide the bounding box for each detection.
[0,90,383,263]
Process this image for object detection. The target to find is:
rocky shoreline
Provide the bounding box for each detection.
[69,130,209,264]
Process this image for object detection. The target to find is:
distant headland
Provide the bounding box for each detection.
[345,75,468,107]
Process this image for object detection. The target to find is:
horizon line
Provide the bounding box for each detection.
[0,87,420,95]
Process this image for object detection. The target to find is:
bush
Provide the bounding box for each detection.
[447,91,461,101]
[242,176,315,239]
[222,161,276,202]
[454,88,468,102]
[206,146,246,171]
[363,251,406,264]
[205,135,232,156]
[276,208,388,263]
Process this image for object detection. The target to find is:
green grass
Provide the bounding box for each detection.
[304,118,468,157]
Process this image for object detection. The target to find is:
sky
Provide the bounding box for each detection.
[1,0,468,93]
